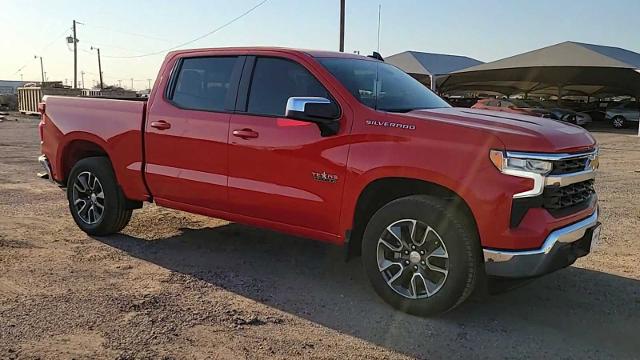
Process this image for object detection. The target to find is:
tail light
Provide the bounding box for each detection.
[37,102,46,142]
[38,119,45,142]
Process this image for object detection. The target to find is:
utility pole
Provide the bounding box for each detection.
[339,0,345,52]
[118,80,122,88]
[91,46,103,89]
[130,78,134,90]
[81,71,85,89]
[73,20,78,89]
[34,56,45,85]
[147,79,152,90]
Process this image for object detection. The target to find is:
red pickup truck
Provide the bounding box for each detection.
[38,47,601,316]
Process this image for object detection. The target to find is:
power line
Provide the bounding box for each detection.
[9,26,70,76]
[82,23,171,42]
[101,0,269,59]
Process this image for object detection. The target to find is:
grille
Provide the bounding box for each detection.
[543,179,595,213]
[550,157,588,175]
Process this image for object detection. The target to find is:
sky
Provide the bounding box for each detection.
[1,0,639,90]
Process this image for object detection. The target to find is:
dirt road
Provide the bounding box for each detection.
[1,115,639,359]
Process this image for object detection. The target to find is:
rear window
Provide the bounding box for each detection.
[171,56,238,112]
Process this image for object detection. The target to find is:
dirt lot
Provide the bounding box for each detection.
[1,114,639,359]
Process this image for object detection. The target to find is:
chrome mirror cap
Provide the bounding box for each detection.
[285,97,331,113]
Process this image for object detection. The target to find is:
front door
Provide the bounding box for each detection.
[145,55,244,210]
[227,56,350,236]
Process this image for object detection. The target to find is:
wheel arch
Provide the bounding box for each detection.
[345,176,479,260]
[58,136,110,184]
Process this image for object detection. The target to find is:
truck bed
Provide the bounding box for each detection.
[41,96,149,201]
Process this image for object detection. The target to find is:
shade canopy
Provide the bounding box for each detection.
[386,51,483,90]
[439,42,640,97]
[387,51,484,76]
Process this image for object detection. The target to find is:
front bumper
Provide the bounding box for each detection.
[483,209,600,278]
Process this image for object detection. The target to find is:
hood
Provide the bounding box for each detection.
[402,107,596,153]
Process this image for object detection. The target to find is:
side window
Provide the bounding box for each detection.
[486,100,498,107]
[247,57,330,116]
[171,56,238,112]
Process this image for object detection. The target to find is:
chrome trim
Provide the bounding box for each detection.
[505,149,598,161]
[38,155,53,182]
[545,169,596,187]
[504,148,598,198]
[483,209,599,277]
[505,169,545,198]
[285,97,331,112]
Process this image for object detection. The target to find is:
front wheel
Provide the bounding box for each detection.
[67,157,132,236]
[612,116,626,129]
[361,195,481,316]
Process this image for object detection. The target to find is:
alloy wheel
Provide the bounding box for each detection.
[72,171,105,225]
[377,219,449,299]
[613,117,624,128]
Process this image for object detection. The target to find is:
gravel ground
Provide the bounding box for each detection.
[1,114,639,359]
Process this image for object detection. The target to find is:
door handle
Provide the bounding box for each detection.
[232,128,259,139]
[150,120,171,130]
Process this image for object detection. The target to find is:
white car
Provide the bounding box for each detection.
[606,102,640,129]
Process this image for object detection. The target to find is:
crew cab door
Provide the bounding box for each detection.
[144,55,244,210]
[227,56,350,236]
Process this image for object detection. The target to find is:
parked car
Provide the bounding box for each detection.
[514,99,592,127]
[444,96,478,108]
[38,47,600,316]
[606,101,640,128]
[471,98,555,118]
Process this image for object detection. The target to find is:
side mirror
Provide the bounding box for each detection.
[285,97,340,136]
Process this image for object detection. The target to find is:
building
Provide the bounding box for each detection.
[0,80,28,95]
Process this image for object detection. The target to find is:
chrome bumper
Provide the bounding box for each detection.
[483,209,600,278]
[38,155,53,182]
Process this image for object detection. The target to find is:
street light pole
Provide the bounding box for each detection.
[339,0,345,52]
[34,56,45,85]
[90,47,104,90]
[73,20,78,89]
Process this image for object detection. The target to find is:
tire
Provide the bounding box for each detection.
[361,195,480,316]
[612,116,626,129]
[66,157,132,236]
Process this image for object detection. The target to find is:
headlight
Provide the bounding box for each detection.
[489,150,553,175]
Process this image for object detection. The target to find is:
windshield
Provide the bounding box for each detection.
[318,58,451,112]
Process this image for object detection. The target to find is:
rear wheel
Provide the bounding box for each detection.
[612,115,626,129]
[67,157,132,236]
[361,195,480,316]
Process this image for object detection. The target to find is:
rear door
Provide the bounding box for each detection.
[227,55,350,236]
[144,55,244,210]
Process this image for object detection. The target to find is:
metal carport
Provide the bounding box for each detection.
[438,41,640,99]
[386,51,483,91]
